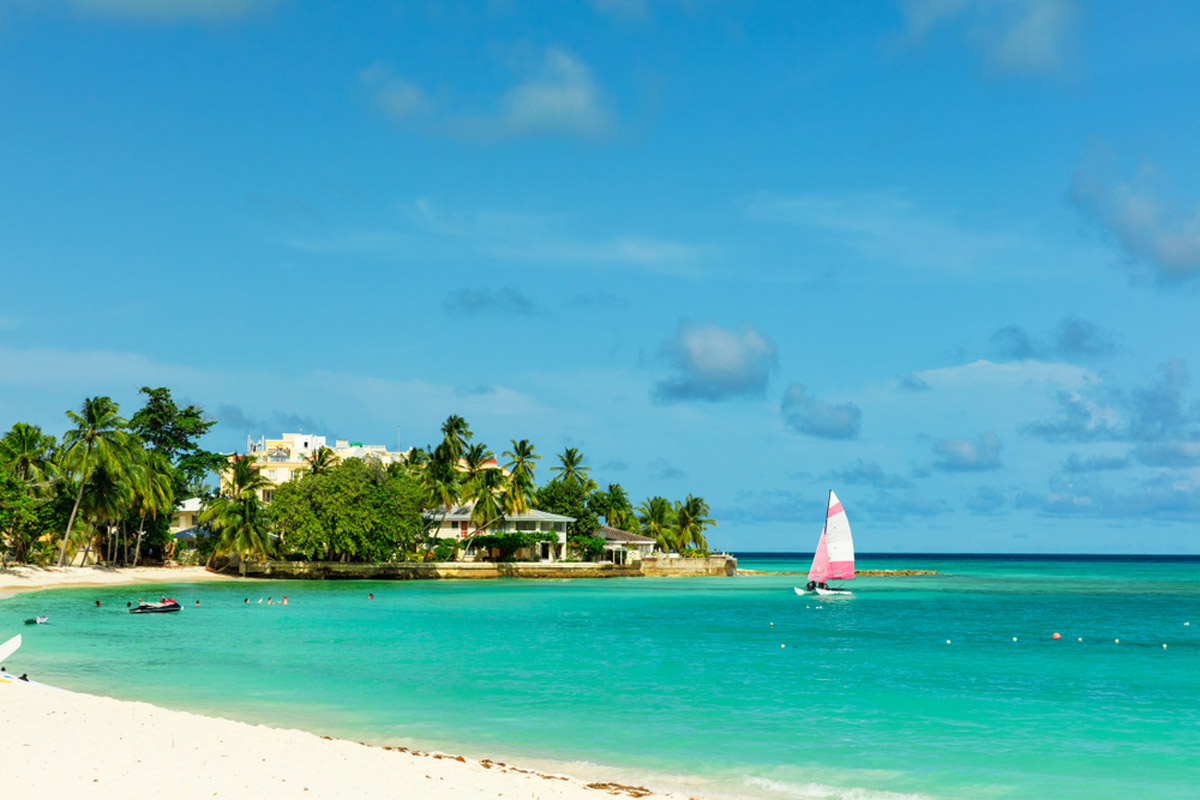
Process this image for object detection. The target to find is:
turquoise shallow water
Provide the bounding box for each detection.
[4,555,1199,800]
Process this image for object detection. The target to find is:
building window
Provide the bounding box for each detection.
[267,469,276,479]
[263,490,276,502]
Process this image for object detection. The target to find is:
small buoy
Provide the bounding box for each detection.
[1162,644,1168,649]
[1114,639,1120,644]
[769,622,774,626]
[1077,638,1083,642]
[1012,637,1017,642]
[780,644,786,648]
[1185,622,1190,626]
[946,639,951,644]
[1052,632,1061,640]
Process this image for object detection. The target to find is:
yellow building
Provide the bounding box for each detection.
[223,432,409,501]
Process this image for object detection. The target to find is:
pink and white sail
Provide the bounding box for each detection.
[807,490,855,582]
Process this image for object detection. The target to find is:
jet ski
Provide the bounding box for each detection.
[130,599,182,614]
[24,616,48,625]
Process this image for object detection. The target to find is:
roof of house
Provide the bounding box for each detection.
[173,525,211,541]
[596,525,656,544]
[425,505,575,523]
[176,497,203,513]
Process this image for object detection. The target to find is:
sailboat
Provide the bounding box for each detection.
[795,490,855,596]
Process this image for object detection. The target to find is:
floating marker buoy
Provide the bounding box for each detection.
[1114,639,1119,644]
[1052,632,1061,640]
[946,640,951,644]
[1162,644,1168,649]
[769,622,774,626]
[1185,622,1190,626]
[780,644,786,648]
[1012,637,1018,642]
[1077,638,1082,642]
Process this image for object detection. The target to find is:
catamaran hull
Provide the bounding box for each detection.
[794,586,853,596]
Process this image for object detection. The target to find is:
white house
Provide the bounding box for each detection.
[426,505,574,561]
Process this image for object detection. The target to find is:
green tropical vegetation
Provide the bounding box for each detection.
[0,388,223,567]
[0,397,718,567]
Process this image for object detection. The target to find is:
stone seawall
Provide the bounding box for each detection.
[232,555,736,580]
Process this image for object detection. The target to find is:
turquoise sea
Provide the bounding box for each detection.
[4,554,1199,800]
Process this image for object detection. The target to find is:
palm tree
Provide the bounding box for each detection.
[0,422,58,490]
[439,415,473,462]
[129,451,175,567]
[503,439,540,484]
[637,496,677,553]
[604,483,636,531]
[674,494,716,553]
[549,447,591,486]
[302,446,339,476]
[462,443,495,478]
[462,466,506,535]
[200,456,275,564]
[56,397,133,566]
[77,461,133,565]
[499,439,536,514]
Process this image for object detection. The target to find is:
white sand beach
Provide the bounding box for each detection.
[0,679,682,799]
[0,565,236,600]
[1,568,706,799]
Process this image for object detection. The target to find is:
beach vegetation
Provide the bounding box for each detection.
[466,530,558,560]
[0,422,59,489]
[300,445,339,477]
[56,396,135,566]
[271,457,423,562]
[0,401,719,566]
[567,534,606,560]
[549,447,592,488]
[200,456,275,565]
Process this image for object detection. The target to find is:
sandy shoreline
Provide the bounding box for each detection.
[0,679,694,799]
[1,566,710,799]
[0,564,237,600]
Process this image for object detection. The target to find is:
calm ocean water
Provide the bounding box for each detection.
[4,554,1199,800]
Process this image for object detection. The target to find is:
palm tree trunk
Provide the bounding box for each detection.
[133,514,146,567]
[79,527,95,567]
[57,456,90,566]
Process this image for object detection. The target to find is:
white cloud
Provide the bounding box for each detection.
[0,344,549,452]
[741,190,1062,278]
[781,384,862,440]
[655,322,777,402]
[483,47,612,139]
[360,65,429,123]
[1072,166,1200,283]
[898,0,1077,76]
[932,432,1003,471]
[364,48,613,142]
[913,359,1096,392]
[282,197,710,277]
[989,1,1076,74]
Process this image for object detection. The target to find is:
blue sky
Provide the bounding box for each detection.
[3,1,1200,553]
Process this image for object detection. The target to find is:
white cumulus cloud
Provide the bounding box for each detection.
[655,322,777,402]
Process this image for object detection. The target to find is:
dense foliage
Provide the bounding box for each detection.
[271,457,423,562]
[0,389,223,566]
[0,397,718,566]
